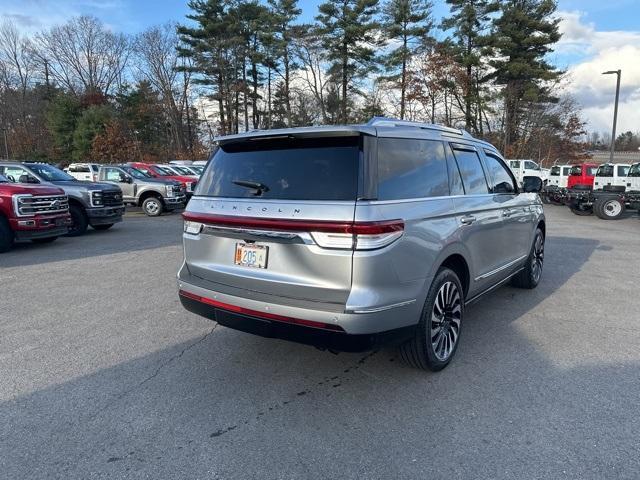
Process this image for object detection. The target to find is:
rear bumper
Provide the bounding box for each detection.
[177,266,419,351]
[178,290,414,352]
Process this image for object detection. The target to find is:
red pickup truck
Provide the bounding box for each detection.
[0,174,72,252]
[567,163,598,189]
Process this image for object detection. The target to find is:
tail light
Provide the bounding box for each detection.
[182,212,403,250]
[310,221,404,250]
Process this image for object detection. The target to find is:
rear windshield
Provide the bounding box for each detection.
[196,136,360,200]
[550,166,560,176]
[570,166,582,176]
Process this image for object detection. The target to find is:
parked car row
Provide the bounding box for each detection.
[0,159,203,252]
[541,161,640,220]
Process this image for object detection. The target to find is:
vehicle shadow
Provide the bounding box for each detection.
[0,213,183,268]
[2,234,622,479]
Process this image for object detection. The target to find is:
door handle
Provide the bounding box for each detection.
[460,215,476,225]
[502,209,513,217]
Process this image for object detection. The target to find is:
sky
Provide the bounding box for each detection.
[1,0,639,134]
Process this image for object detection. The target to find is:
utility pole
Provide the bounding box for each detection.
[602,70,621,163]
[3,129,8,159]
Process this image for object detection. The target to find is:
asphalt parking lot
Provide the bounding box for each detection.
[1,206,639,479]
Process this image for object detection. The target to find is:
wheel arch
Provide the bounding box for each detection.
[138,189,164,207]
[67,197,87,214]
[439,253,470,299]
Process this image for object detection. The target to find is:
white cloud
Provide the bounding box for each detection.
[557,11,640,133]
[1,0,128,33]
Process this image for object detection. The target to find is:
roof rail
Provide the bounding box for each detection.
[366,117,471,137]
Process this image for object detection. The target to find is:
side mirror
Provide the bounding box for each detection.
[19,174,39,184]
[119,175,132,184]
[522,176,543,193]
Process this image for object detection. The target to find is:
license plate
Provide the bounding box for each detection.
[234,243,268,269]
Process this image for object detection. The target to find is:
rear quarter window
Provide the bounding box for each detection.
[451,148,489,194]
[377,138,449,200]
[196,136,360,201]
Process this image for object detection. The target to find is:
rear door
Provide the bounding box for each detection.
[449,144,517,293]
[183,134,362,306]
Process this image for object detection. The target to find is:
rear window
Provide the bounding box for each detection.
[618,165,629,176]
[196,136,360,200]
[550,166,560,176]
[570,165,582,176]
[377,138,449,200]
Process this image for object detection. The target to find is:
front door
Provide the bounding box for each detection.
[103,167,136,201]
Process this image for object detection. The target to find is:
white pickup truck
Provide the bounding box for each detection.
[593,163,630,191]
[508,159,545,187]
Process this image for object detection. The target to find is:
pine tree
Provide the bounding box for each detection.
[380,0,433,119]
[316,0,380,123]
[268,0,301,127]
[178,0,236,134]
[441,0,499,133]
[490,0,561,152]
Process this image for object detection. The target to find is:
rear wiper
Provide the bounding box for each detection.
[233,180,270,196]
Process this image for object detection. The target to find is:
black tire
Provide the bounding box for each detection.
[31,236,58,244]
[141,196,164,217]
[92,223,114,231]
[594,197,626,220]
[0,216,14,253]
[65,204,88,237]
[400,268,463,372]
[512,228,544,289]
[569,202,592,216]
[603,185,625,193]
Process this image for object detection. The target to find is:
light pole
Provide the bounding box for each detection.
[602,69,621,163]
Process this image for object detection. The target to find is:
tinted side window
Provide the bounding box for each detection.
[451,147,489,194]
[562,167,571,176]
[446,144,465,196]
[104,168,123,182]
[525,161,539,170]
[484,153,516,194]
[618,165,630,176]
[377,138,449,200]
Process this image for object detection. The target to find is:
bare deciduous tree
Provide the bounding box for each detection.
[134,24,196,155]
[35,15,129,97]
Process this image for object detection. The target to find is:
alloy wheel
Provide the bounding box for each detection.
[430,281,462,361]
[531,234,544,283]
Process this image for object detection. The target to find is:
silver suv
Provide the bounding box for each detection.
[178,118,545,370]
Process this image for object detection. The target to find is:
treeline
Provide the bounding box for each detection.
[0,19,205,164]
[0,0,588,165]
[587,131,640,152]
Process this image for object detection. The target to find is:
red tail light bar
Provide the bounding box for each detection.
[182,211,403,235]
